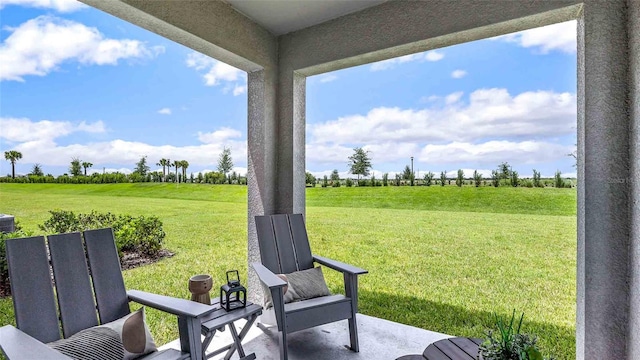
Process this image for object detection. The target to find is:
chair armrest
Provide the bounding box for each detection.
[252,263,287,289]
[313,255,368,275]
[127,290,216,318]
[0,325,73,360]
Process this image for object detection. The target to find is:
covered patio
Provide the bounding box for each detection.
[80,1,639,359]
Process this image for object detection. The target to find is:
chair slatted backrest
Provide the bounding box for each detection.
[255,214,314,274]
[48,232,99,338]
[5,236,61,343]
[84,228,130,324]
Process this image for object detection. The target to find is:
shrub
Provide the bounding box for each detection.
[39,210,165,258]
[523,179,534,188]
[322,175,328,188]
[473,170,482,187]
[511,170,519,187]
[345,178,353,187]
[554,171,564,188]
[358,179,367,187]
[424,171,434,186]
[440,171,447,187]
[382,173,388,186]
[480,311,554,360]
[456,169,464,187]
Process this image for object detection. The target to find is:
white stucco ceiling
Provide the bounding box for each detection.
[224,0,389,36]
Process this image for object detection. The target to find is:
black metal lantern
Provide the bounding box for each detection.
[220,270,246,311]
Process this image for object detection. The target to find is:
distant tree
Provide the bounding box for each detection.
[134,156,150,176]
[4,150,22,178]
[554,170,565,188]
[402,165,412,181]
[180,160,189,182]
[395,173,401,186]
[189,172,194,183]
[382,173,389,186]
[166,160,173,182]
[370,174,376,187]
[511,170,519,187]
[217,147,234,175]
[31,163,44,176]
[322,175,328,187]
[456,169,464,187]
[347,147,372,180]
[440,171,447,186]
[197,172,204,183]
[305,172,316,186]
[330,169,340,182]
[473,170,482,187]
[156,158,170,182]
[69,157,82,177]
[424,171,434,186]
[491,170,500,187]
[81,161,93,176]
[498,162,511,180]
[172,160,180,183]
[533,169,542,187]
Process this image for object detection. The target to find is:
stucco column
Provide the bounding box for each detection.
[628,0,640,356]
[247,68,278,303]
[246,67,306,302]
[276,70,307,215]
[577,1,632,358]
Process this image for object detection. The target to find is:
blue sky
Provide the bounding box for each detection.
[0,0,577,179]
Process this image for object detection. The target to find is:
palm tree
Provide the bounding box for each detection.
[172,160,180,183]
[4,150,23,178]
[156,158,170,182]
[82,162,93,176]
[166,159,173,182]
[181,160,189,182]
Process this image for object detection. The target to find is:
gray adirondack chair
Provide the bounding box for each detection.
[0,228,216,360]
[252,214,368,360]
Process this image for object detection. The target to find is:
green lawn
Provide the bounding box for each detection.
[0,183,577,359]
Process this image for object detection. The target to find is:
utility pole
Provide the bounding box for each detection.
[410,156,414,176]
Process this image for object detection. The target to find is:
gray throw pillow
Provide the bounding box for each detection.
[49,307,157,360]
[264,266,331,308]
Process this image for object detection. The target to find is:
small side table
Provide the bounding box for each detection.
[200,298,262,360]
[396,337,482,360]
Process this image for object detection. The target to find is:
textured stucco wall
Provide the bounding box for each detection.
[628,0,640,356]
[280,0,581,76]
[577,1,630,359]
[79,0,276,71]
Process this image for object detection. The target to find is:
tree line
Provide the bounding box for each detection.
[305,148,573,188]
[2,148,242,184]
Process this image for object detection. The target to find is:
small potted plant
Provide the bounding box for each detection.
[479,310,554,360]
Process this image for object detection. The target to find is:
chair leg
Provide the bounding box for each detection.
[348,316,359,352]
[278,331,288,360]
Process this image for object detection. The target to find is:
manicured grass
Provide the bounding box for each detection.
[0,184,576,359]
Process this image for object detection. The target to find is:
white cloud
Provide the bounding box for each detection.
[0,0,85,12]
[318,74,338,83]
[309,88,576,145]
[417,141,574,165]
[451,70,467,79]
[197,127,242,144]
[2,118,247,168]
[0,16,165,81]
[186,52,246,95]
[157,108,172,115]
[370,50,444,71]
[0,117,105,143]
[232,84,247,96]
[491,20,576,54]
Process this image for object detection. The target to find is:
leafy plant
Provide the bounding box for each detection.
[479,311,553,360]
[39,210,165,258]
[424,171,434,186]
[456,169,464,187]
[440,171,447,186]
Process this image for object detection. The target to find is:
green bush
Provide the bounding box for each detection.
[39,210,165,257]
[345,178,353,187]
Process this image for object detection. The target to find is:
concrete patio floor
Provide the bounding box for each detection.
[161,314,450,360]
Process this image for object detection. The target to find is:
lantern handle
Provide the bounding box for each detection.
[226,270,240,285]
